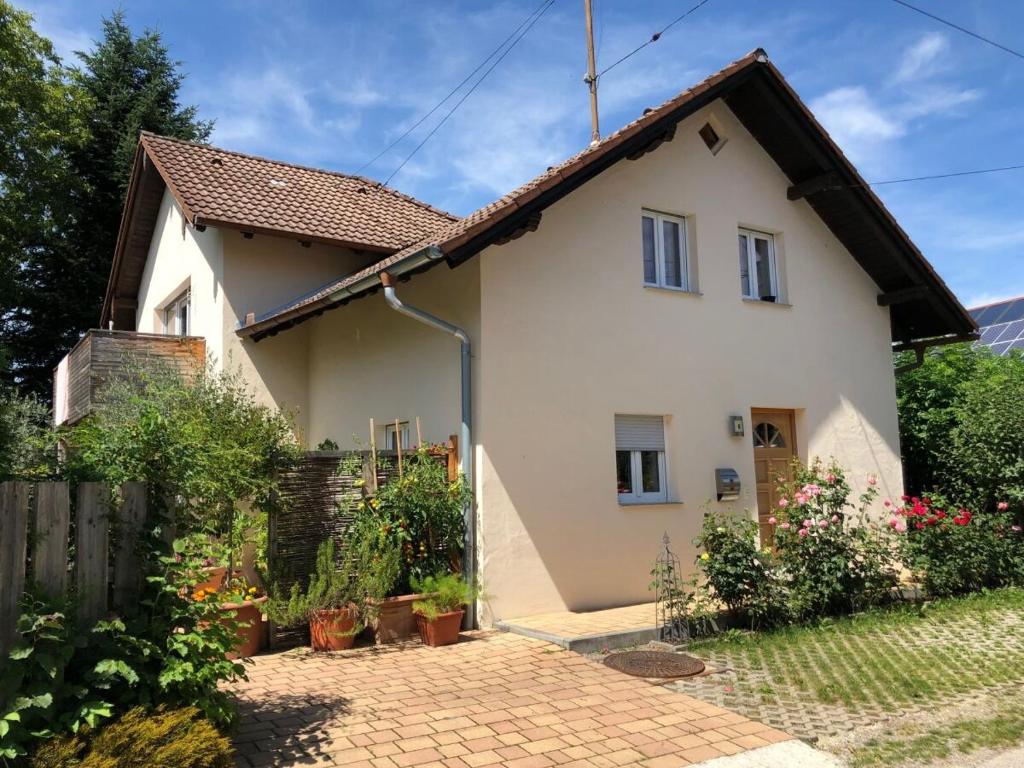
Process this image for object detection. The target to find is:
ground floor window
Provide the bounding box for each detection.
[385,421,410,451]
[615,414,667,504]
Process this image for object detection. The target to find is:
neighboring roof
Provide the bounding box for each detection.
[239,48,976,348]
[970,296,1024,355]
[100,134,456,328]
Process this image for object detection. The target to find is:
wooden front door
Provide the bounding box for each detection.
[751,409,797,546]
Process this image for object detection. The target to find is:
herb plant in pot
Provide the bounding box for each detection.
[411,573,479,647]
[267,539,361,652]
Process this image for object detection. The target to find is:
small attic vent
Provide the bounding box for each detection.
[210,157,223,167]
[268,178,288,188]
[699,121,727,155]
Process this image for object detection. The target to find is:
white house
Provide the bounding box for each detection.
[95,50,975,623]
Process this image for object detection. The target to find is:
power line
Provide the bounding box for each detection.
[889,0,1024,61]
[379,0,557,188]
[856,164,1024,188]
[356,0,555,175]
[597,0,713,78]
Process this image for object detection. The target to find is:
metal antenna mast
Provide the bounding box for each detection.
[583,0,600,145]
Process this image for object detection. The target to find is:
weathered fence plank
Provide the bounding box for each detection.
[112,482,147,613]
[76,483,110,624]
[32,481,70,598]
[0,482,31,654]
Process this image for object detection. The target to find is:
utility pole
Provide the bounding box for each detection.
[583,0,600,145]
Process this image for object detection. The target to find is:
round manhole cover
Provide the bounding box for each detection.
[603,650,705,679]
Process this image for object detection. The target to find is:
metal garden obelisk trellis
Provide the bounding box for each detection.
[654,533,689,644]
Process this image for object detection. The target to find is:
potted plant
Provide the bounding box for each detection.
[193,576,267,659]
[411,573,479,647]
[267,539,361,652]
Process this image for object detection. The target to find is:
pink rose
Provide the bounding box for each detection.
[798,528,809,538]
[895,520,907,533]
[803,519,813,528]
[818,519,828,529]
[831,515,840,523]
[884,499,892,508]
[997,501,1009,511]
[778,498,789,508]
[768,516,778,526]
[780,522,791,530]
[825,473,837,484]
[867,475,878,486]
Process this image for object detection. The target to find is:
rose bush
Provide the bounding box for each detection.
[889,494,1024,597]
[772,459,899,620]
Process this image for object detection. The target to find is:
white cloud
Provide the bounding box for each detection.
[812,86,904,144]
[893,32,948,83]
[16,0,92,63]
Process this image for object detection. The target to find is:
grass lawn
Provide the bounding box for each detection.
[667,587,1024,764]
[689,588,1024,712]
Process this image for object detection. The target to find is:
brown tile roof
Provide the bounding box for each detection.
[238,48,975,346]
[239,50,765,338]
[140,133,457,252]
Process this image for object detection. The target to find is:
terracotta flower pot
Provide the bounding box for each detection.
[309,606,358,652]
[195,566,227,593]
[416,609,465,647]
[373,594,421,644]
[219,596,267,659]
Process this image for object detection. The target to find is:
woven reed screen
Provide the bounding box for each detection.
[268,444,455,648]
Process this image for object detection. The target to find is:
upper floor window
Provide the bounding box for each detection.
[738,228,778,302]
[385,421,411,451]
[163,288,191,336]
[615,414,668,504]
[642,210,689,291]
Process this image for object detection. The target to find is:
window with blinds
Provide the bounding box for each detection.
[615,415,667,504]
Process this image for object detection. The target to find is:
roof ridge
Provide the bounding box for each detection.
[972,295,1024,311]
[138,132,459,222]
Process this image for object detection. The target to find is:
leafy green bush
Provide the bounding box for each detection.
[30,706,233,768]
[891,495,1024,597]
[896,344,1024,508]
[0,535,247,762]
[0,376,55,480]
[773,459,899,619]
[693,513,787,629]
[411,573,479,621]
[66,362,300,574]
[353,447,470,593]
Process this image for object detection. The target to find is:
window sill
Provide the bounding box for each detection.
[742,297,792,308]
[618,499,684,508]
[643,285,702,297]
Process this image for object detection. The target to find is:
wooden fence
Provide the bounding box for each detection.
[0,481,148,655]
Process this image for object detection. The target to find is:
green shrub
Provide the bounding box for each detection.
[891,495,1024,597]
[896,343,1024,508]
[693,512,787,629]
[411,573,479,621]
[0,377,55,480]
[30,706,233,768]
[352,447,470,593]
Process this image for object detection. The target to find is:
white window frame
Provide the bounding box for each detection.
[385,422,411,451]
[162,288,191,336]
[738,228,779,301]
[615,415,669,505]
[642,210,690,291]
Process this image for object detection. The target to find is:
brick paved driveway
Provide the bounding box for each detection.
[231,631,791,767]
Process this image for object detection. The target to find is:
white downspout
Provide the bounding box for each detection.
[379,271,476,629]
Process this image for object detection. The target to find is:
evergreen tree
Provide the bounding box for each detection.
[1,8,211,397]
[0,0,85,395]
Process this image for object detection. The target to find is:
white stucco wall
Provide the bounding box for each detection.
[474,100,904,622]
[135,190,224,363]
[221,233,369,441]
[304,259,480,450]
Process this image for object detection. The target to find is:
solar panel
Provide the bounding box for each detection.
[970,296,1024,357]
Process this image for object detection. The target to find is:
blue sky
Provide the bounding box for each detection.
[18,0,1024,308]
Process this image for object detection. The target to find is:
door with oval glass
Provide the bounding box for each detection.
[751,409,797,546]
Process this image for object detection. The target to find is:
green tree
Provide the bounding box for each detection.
[0,0,86,396]
[896,344,1024,507]
[65,10,212,369]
